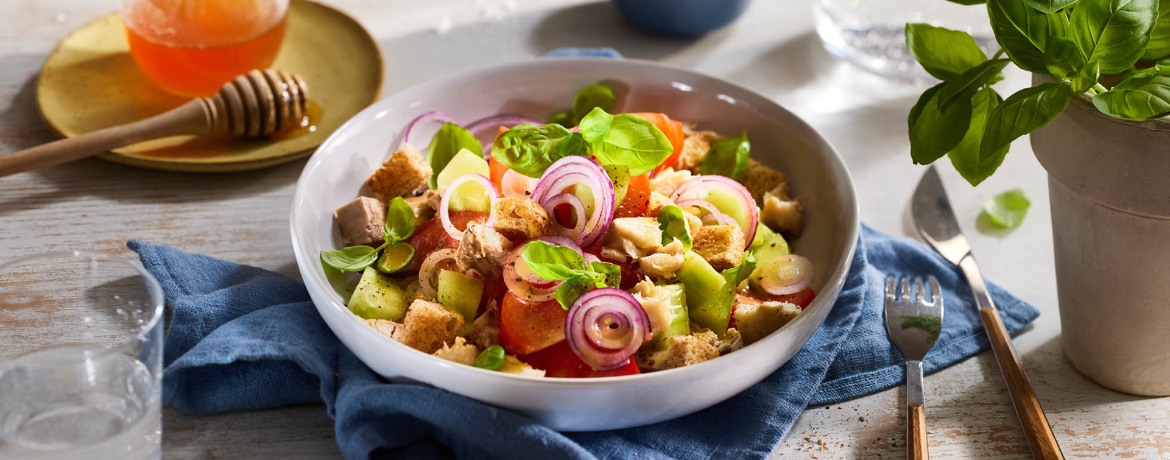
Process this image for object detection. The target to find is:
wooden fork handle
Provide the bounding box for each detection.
[0,98,213,177]
[960,255,1065,460]
[906,360,929,460]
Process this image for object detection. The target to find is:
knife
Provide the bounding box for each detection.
[911,166,1064,460]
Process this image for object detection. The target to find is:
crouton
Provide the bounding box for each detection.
[636,330,720,370]
[366,144,432,200]
[499,355,546,377]
[761,194,804,237]
[404,189,440,222]
[433,337,479,366]
[675,127,720,173]
[649,168,692,197]
[717,328,744,355]
[335,197,386,247]
[492,197,551,241]
[456,222,514,278]
[602,217,663,260]
[637,240,686,279]
[365,318,403,339]
[470,299,501,349]
[692,225,745,271]
[645,192,674,217]
[734,301,801,344]
[396,299,464,353]
[743,159,788,205]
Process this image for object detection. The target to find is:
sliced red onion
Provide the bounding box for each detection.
[565,288,651,371]
[584,253,601,264]
[675,199,735,227]
[419,248,459,299]
[538,235,582,253]
[542,192,587,239]
[531,156,615,247]
[440,174,498,240]
[403,111,460,146]
[500,169,537,198]
[671,176,759,249]
[502,236,581,302]
[757,254,815,295]
[465,114,541,158]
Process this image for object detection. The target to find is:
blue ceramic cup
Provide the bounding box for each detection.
[612,0,751,37]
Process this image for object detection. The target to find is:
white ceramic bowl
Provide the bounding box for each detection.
[291,58,859,431]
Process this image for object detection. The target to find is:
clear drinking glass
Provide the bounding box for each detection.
[0,252,165,460]
[813,0,997,81]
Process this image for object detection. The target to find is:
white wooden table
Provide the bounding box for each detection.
[2,0,1166,458]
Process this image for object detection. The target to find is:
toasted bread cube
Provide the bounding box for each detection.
[603,217,664,259]
[636,330,720,370]
[456,222,514,278]
[734,301,801,344]
[335,197,386,247]
[717,328,744,355]
[743,159,789,205]
[366,144,432,200]
[404,189,440,222]
[432,336,479,366]
[692,225,745,271]
[396,299,464,353]
[492,197,550,241]
[675,127,720,173]
[761,194,804,237]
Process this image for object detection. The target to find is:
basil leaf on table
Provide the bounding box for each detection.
[983,188,1032,228]
[491,123,588,178]
[1070,0,1157,74]
[948,87,1007,186]
[1023,0,1080,14]
[522,240,588,280]
[1092,65,1170,121]
[321,246,380,272]
[1143,0,1170,60]
[473,345,506,370]
[905,23,989,81]
[571,84,616,125]
[698,130,751,181]
[980,82,1072,159]
[426,122,483,189]
[578,108,674,176]
[937,59,1011,113]
[909,82,975,165]
[987,0,1061,74]
[657,204,694,251]
[383,197,418,243]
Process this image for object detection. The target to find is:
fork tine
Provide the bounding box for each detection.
[901,277,911,302]
[915,277,926,304]
[885,277,896,303]
[928,275,942,308]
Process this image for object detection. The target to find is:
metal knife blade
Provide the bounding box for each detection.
[911,166,971,265]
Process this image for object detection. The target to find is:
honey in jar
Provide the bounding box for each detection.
[122,0,289,97]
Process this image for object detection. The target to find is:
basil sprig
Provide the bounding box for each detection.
[320,197,419,272]
[549,84,617,127]
[698,131,751,181]
[521,240,621,309]
[657,205,693,251]
[473,345,506,370]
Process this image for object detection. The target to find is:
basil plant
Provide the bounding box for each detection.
[905,0,1169,185]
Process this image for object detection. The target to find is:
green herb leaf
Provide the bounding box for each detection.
[579,108,674,176]
[321,246,380,272]
[555,274,597,309]
[987,0,1061,74]
[603,164,632,207]
[1092,65,1170,120]
[948,88,1008,186]
[548,111,574,127]
[1069,61,1101,94]
[1144,0,1170,60]
[1044,18,1086,79]
[657,204,694,251]
[383,197,418,243]
[426,123,483,189]
[900,314,942,346]
[1071,0,1158,74]
[1023,0,1080,14]
[588,261,622,289]
[908,84,945,128]
[983,188,1032,228]
[521,240,588,280]
[473,345,506,370]
[943,0,988,5]
[909,82,975,165]
[905,23,989,81]
[571,84,617,125]
[491,123,588,178]
[722,252,758,287]
[937,59,1011,112]
[697,130,751,181]
[980,82,1072,159]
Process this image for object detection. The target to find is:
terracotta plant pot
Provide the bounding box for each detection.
[1030,74,1170,396]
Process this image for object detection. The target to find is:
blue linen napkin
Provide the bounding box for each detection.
[127,223,1038,460]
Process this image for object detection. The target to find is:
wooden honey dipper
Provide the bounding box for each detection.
[0,69,309,177]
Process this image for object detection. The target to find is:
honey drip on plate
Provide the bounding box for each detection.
[271,101,323,140]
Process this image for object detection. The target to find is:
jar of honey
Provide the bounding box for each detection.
[122,0,289,97]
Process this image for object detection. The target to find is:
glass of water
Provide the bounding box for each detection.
[0,251,164,460]
[813,0,997,81]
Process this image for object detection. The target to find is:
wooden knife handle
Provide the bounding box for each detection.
[908,402,928,460]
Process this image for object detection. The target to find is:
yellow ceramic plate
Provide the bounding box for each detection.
[36,0,382,172]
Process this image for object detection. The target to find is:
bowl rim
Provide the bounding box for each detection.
[290,56,860,386]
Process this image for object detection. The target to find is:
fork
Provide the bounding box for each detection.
[885,275,944,460]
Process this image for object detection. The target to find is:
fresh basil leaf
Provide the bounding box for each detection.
[1070,61,1101,94]
[491,123,588,178]
[548,111,574,127]
[698,130,751,181]
[905,23,989,81]
[910,82,975,165]
[1045,16,1085,78]
[1144,0,1170,60]
[980,82,1072,159]
[722,252,758,287]
[944,0,988,5]
[554,275,590,309]
[473,345,506,370]
[948,88,1007,186]
[657,204,694,251]
[603,164,632,207]
[937,59,1012,112]
[1071,0,1158,74]
[588,261,622,289]
[426,123,483,189]
[383,197,418,243]
[521,240,588,281]
[572,84,617,125]
[321,246,380,272]
[1092,65,1170,120]
[579,108,674,176]
[988,0,1060,74]
[1023,0,1080,14]
[909,84,945,128]
[983,188,1032,228]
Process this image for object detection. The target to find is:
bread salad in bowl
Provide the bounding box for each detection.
[321,83,812,379]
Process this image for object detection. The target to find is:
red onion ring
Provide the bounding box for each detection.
[565,288,651,371]
[403,111,460,146]
[465,114,542,158]
[675,199,736,227]
[502,236,583,302]
[671,176,759,249]
[531,156,615,247]
[419,248,459,299]
[542,192,587,239]
[440,174,498,240]
[757,254,815,295]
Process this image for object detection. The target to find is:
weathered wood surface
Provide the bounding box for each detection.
[1,1,1165,459]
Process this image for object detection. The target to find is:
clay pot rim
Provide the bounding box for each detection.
[1036,73,1170,132]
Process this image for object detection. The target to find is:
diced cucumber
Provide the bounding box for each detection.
[677,252,733,336]
[748,233,791,296]
[437,148,491,212]
[349,267,409,321]
[749,222,776,252]
[437,269,484,321]
[705,190,748,232]
[375,242,415,274]
[648,284,691,350]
